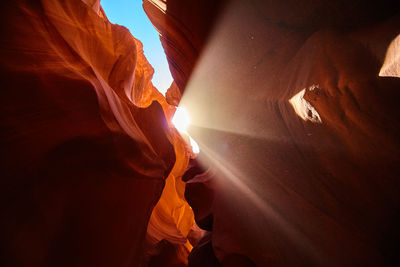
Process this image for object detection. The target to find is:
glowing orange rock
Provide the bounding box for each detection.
[145,0,400,266]
[0,0,193,265]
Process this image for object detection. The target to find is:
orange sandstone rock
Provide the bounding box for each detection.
[0,0,193,266]
[145,0,400,266]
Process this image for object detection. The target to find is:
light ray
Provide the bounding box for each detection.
[172,106,191,133]
[172,106,200,154]
[196,140,322,262]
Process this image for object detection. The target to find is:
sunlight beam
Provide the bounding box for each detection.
[172,106,200,154]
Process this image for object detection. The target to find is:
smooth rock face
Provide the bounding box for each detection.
[1,0,399,266]
[143,0,227,96]
[0,0,194,266]
[145,0,400,266]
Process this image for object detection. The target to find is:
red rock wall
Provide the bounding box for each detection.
[0,0,194,266]
[145,0,400,266]
[1,0,399,266]
[143,0,227,96]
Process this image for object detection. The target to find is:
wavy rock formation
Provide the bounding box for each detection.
[0,0,195,266]
[1,0,399,266]
[145,0,400,266]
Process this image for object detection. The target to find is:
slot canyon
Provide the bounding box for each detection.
[0,0,399,266]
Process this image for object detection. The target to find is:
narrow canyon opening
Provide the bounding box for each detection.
[0,0,399,266]
[102,0,173,95]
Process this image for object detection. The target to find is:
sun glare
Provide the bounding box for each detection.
[172,107,190,133]
[172,107,200,154]
[189,136,200,154]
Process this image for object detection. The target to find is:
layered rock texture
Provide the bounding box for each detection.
[145,0,400,266]
[0,0,195,266]
[0,0,399,266]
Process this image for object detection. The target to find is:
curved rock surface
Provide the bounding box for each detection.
[0,0,194,266]
[1,0,399,266]
[145,0,400,266]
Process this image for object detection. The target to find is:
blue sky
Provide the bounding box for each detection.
[101,0,172,95]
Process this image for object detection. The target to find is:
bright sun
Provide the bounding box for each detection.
[172,107,200,154]
[172,107,190,133]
